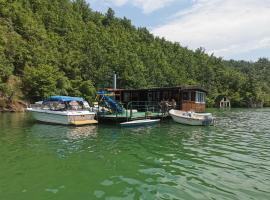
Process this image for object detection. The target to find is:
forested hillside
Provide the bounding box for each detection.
[0,0,269,110]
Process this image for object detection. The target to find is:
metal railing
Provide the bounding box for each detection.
[125,101,167,121]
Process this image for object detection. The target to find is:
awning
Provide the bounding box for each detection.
[45,96,84,102]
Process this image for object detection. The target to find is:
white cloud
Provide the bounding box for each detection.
[132,0,176,14]
[105,0,176,14]
[152,0,270,60]
[111,0,128,7]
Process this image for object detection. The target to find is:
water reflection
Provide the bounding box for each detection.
[29,123,98,140]
[27,124,99,158]
[123,124,160,135]
[66,125,98,140]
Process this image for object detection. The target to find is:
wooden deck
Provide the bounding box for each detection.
[70,120,98,125]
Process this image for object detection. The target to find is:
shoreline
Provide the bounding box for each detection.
[0,100,27,113]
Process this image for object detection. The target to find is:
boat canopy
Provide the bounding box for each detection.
[45,96,84,102]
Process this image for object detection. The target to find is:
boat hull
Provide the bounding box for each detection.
[169,110,214,126]
[27,108,97,125]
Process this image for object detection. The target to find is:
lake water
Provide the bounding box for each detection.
[0,109,270,200]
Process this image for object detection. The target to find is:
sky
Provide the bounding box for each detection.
[86,0,270,61]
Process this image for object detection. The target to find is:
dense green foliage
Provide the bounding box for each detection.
[0,0,269,107]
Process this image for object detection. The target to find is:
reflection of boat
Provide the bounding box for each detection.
[67,126,98,139]
[27,96,97,126]
[169,109,215,126]
[120,119,160,127]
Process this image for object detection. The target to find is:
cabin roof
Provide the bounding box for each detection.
[108,86,208,93]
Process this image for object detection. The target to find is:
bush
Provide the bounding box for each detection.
[0,98,7,109]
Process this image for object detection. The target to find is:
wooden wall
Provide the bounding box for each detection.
[181,100,205,112]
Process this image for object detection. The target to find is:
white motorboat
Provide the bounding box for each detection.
[120,119,160,127]
[27,96,97,126]
[169,109,215,126]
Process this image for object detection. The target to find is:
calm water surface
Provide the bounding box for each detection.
[0,109,270,200]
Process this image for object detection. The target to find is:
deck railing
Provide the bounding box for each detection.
[125,101,167,121]
[96,101,171,122]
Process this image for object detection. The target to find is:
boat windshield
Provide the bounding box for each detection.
[66,100,86,111]
[41,101,88,111]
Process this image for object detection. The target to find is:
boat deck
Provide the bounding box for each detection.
[70,120,98,126]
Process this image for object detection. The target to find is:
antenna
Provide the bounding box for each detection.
[113,72,117,90]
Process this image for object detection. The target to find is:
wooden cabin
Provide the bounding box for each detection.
[107,86,207,113]
[215,95,231,108]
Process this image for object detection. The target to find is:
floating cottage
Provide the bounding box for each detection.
[215,95,231,108]
[96,74,208,122]
[96,86,207,121]
[108,86,207,113]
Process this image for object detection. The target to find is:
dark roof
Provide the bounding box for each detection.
[110,86,208,93]
[215,95,229,102]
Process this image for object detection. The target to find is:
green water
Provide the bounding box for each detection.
[0,109,270,200]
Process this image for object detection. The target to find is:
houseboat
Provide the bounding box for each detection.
[27,96,97,126]
[107,86,207,113]
[111,86,215,126]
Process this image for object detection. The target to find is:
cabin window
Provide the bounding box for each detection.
[191,92,196,101]
[152,92,156,101]
[123,92,130,102]
[132,92,139,101]
[156,92,160,101]
[153,91,160,101]
[183,92,190,101]
[163,91,169,100]
[115,95,120,101]
[196,92,205,103]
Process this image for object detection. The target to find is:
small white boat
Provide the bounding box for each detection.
[27,96,97,126]
[169,109,215,126]
[120,119,160,127]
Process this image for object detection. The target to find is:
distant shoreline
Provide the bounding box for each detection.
[1,105,268,113]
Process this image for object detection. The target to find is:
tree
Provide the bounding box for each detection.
[0,0,269,108]
[102,8,115,26]
[23,65,70,101]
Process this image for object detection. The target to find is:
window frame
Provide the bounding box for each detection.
[195,91,206,104]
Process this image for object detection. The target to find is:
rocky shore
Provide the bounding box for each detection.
[0,99,27,112]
